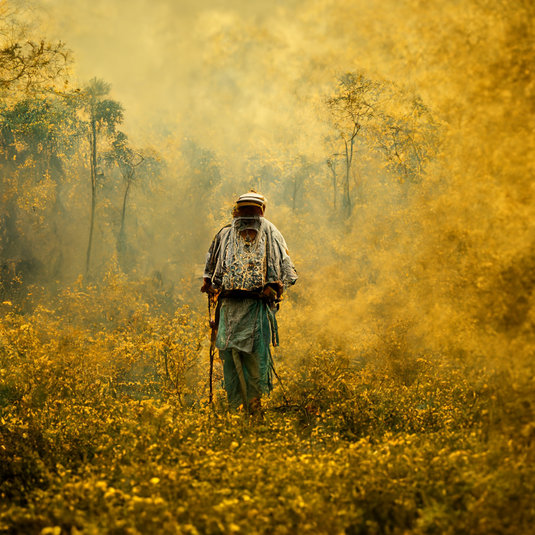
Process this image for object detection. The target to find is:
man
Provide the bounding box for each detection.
[201,191,298,413]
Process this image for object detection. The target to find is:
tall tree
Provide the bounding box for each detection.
[105,131,162,272]
[327,73,384,219]
[77,78,123,275]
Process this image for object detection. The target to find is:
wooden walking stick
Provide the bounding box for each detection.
[208,293,218,405]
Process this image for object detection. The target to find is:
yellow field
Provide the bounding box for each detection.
[1,281,534,534]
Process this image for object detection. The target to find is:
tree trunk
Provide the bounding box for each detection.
[120,178,131,238]
[343,140,352,219]
[85,112,97,276]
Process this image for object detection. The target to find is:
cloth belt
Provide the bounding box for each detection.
[219,289,264,300]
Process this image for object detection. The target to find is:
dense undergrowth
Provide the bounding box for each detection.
[1,277,534,535]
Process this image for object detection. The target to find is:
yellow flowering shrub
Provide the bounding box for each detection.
[1,275,534,535]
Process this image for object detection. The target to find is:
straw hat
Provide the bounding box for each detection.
[236,191,267,211]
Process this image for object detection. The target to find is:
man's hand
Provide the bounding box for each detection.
[276,282,284,298]
[201,278,217,295]
[263,282,283,301]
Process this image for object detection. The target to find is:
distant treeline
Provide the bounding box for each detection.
[0,6,437,307]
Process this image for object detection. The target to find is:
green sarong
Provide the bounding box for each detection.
[216,298,275,408]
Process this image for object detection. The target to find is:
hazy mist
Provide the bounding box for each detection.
[2,0,534,379]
